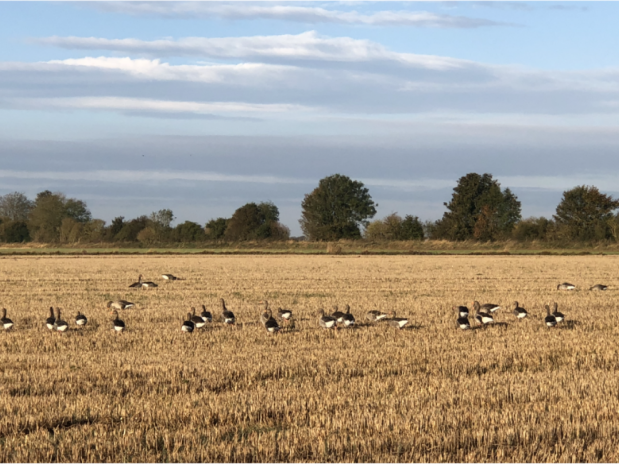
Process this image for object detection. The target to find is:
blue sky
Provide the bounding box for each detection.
[1,1,619,235]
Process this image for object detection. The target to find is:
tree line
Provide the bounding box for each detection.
[0,173,618,244]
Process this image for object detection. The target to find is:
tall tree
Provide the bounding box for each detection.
[433,173,521,241]
[28,191,91,242]
[554,185,619,240]
[205,218,229,240]
[0,192,33,221]
[300,174,377,241]
[225,202,284,241]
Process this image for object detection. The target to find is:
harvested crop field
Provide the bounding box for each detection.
[1,254,619,462]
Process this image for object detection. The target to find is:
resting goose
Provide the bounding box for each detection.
[557,282,576,290]
[107,300,135,310]
[129,274,158,289]
[318,309,337,329]
[481,303,500,313]
[190,307,206,329]
[387,311,409,330]
[455,306,470,330]
[331,306,346,323]
[182,312,195,333]
[552,302,565,323]
[454,305,469,318]
[365,310,388,323]
[590,284,608,291]
[220,298,236,325]
[162,274,183,281]
[1,308,13,331]
[75,311,88,328]
[46,306,56,330]
[544,305,557,328]
[200,305,213,324]
[512,301,528,319]
[111,310,125,332]
[473,301,494,326]
[276,307,292,323]
[54,308,68,333]
[342,305,356,327]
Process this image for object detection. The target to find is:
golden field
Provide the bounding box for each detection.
[1,254,619,462]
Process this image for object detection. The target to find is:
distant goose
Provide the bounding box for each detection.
[54,308,68,333]
[366,310,388,323]
[75,311,88,328]
[190,307,206,329]
[331,306,346,323]
[318,309,337,329]
[342,305,356,327]
[261,308,281,334]
[200,305,213,324]
[182,312,195,333]
[387,311,409,330]
[454,305,469,318]
[1,308,13,331]
[473,301,494,326]
[162,274,183,281]
[557,282,576,290]
[481,303,500,313]
[544,304,557,328]
[111,310,125,333]
[46,306,56,330]
[220,298,235,325]
[512,301,528,319]
[129,274,158,289]
[259,301,272,326]
[276,307,293,323]
[590,284,608,291]
[107,300,135,310]
[552,302,565,323]
[455,307,470,330]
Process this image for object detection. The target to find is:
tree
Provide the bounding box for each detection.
[28,191,92,242]
[300,174,377,241]
[0,192,33,221]
[224,202,283,241]
[554,185,619,240]
[0,220,30,243]
[114,216,149,242]
[364,213,424,241]
[400,215,424,240]
[174,221,205,242]
[512,217,555,241]
[106,216,125,241]
[433,173,521,241]
[205,218,228,240]
[150,209,175,229]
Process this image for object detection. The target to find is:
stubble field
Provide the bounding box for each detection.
[1,254,619,462]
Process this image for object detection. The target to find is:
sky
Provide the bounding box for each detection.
[1,1,619,236]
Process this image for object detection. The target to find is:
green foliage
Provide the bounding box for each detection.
[300,174,377,241]
[225,202,285,241]
[553,185,619,241]
[137,227,157,245]
[432,173,521,241]
[28,191,92,242]
[114,216,149,242]
[512,217,555,241]
[365,213,424,241]
[150,209,175,229]
[174,221,205,242]
[205,218,229,240]
[0,192,33,221]
[0,220,30,243]
[400,215,425,240]
[107,216,125,240]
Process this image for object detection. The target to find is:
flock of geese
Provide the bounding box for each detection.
[0,276,610,334]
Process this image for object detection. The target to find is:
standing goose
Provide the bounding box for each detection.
[129,274,158,289]
[544,305,557,328]
[220,298,235,325]
[552,302,565,323]
[259,301,272,326]
[276,307,293,324]
[473,301,494,326]
[107,300,134,310]
[512,301,528,319]
[1,308,13,331]
[342,305,356,327]
[262,308,281,334]
[182,312,195,333]
[318,309,337,330]
[190,307,206,329]
[455,306,470,330]
[557,282,576,290]
[366,310,388,323]
[111,310,125,333]
[387,311,409,330]
[162,274,183,281]
[46,306,56,330]
[455,305,469,318]
[480,303,500,313]
[54,308,68,333]
[75,311,88,328]
[590,284,608,291]
[200,305,213,324]
[331,306,346,324]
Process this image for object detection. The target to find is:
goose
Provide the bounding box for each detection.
[53,308,68,333]
[342,305,356,327]
[331,306,346,323]
[481,303,500,313]
[162,274,183,281]
[276,307,293,323]
[75,311,88,328]
[590,284,608,291]
[557,282,576,290]
[111,310,125,333]
[1,308,13,331]
[182,312,195,333]
[190,307,206,329]
[454,305,469,318]
[318,309,337,329]
[259,301,272,326]
[107,300,135,310]
[200,305,213,324]
[544,305,557,328]
[129,274,158,289]
[46,306,56,330]
[262,309,281,334]
[512,301,528,319]
[473,301,494,326]
[365,310,388,323]
[386,311,409,330]
[455,306,470,330]
[552,302,565,323]
[220,298,236,325]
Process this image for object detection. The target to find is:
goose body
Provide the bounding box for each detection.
[111,310,126,332]
[1,308,13,331]
[190,307,206,329]
[46,306,56,330]
[318,309,337,329]
[220,298,235,325]
[552,302,565,323]
[107,300,134,310]
[454,305,469,318]
[277,307,292,322]
[387,311,409,330]
[557,282,576,290]
[590,284,608,291]
[454,306,470,330]
[75,311,88,327]
[182,312,195,333]
[473,301,494,326]
[544,305,557,328]
[200,305,213,323]
[331,306,346,323]
[129,274,158,288]
[457,316,471,330]
[366,310,388,322]
[162,274,183,281]
[342,305,355,327]
[481,303,500,313]
[512,301,528,319]
[54,308,68,332]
